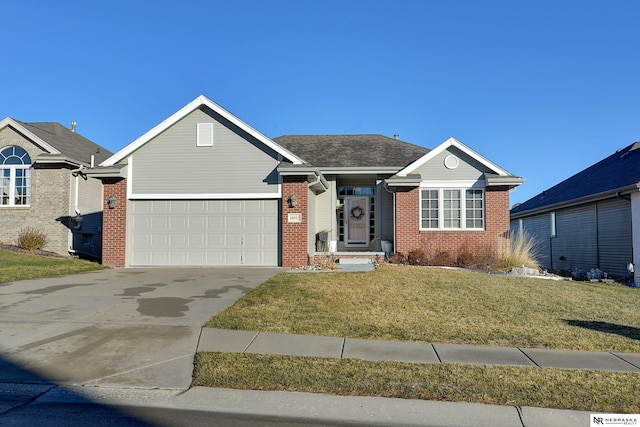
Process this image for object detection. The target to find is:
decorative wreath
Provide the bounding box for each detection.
[350,206,365,220]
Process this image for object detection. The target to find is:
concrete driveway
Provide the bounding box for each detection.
[0,267,281,389]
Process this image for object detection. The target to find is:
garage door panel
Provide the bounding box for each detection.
[130,200,278,266]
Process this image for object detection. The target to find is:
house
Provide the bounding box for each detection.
[510,142,640,281]
[89,95,523,268]
[0,118,112,258]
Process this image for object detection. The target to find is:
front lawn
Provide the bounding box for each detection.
[206,265,640,352]
[0,248,107,283]
[198,266,640,412]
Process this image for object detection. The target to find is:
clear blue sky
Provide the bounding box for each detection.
[2,0,638,205]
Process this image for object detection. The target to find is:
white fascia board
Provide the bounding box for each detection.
[398,137,511,177]
[101,95,304,167]
[0,117,61,155]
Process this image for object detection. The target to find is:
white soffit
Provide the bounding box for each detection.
[101,95,304,167]
[397,137,511,177]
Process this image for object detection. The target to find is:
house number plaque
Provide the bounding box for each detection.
[288,213,302,223]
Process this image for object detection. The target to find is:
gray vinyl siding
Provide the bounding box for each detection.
[413,146,491,181]
[378,180,394,242]
[72,175,103,259]
[519,214,551,269]
[308,186,317,254]
[552,205,598,275]
[131,108,280,195]
[596,198,632,277]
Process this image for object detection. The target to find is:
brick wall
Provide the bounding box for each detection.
[102,178,127,268]
[282,177,308,267]
[395,186,511,259]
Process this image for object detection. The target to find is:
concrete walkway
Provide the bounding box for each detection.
[198,328,640,372]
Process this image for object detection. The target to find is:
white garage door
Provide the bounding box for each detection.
[129,200,278,266]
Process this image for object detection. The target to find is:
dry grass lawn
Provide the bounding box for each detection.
[206,265,640,352]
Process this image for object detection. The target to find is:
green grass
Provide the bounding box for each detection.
[194,353,640,413]
[0,248,107,283]
[206,265,640,352]
[198,266,640,411]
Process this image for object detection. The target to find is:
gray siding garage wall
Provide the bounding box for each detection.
[512,198,632,278]
[553,204,598,274]
[130,108,280,196]
[596,199,632,277]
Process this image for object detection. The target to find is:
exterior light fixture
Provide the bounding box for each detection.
[107,195,117,209]
[288,194,297,208]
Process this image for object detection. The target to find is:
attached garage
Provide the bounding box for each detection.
[129,199,279,266]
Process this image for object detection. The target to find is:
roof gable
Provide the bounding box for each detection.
[0,117,111,166]
[397,137,512,177]
[0,117,60,155]
[101,95,304,167]
[273,134,430,169]
[511,142,640,214]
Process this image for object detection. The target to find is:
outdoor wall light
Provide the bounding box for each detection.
[288,194,297,208]
[107,195,117,209]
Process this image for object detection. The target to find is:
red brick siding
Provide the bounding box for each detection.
[102,178,127,268]
[395,186,510,258]
[282,177,309,267]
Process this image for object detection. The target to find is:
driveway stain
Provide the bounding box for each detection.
[137,297,193,317]
[117,287,157,297]
[21,284,93,295]
[193,284,254,299]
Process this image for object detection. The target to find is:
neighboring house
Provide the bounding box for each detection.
[510,142,640,281]
[0,118,112,258]
[89,95,523,268]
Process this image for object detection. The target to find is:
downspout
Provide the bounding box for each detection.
[69,167,87,254]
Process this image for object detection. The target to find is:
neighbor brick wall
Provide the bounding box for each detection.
[101,178,127,268]
[395,186,511,259]
[282,177,308,267]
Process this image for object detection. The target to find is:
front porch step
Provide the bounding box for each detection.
[339,258,373,265]
[338,257,376,272]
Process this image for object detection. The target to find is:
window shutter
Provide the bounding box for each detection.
[197,123,214,147]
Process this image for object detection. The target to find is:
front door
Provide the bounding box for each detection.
[345,196,369,247]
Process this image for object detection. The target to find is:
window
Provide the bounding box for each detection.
[0,146,31,206]
[420,187,484,230]
[550,212,556,237]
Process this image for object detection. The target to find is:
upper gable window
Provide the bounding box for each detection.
[196,123,214,147]
[0,146,32,206]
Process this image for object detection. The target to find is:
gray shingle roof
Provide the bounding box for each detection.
[511,142,640,214]
[20,121,112,166]
[273,134,430,168]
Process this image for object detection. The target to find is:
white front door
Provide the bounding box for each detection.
[345,196,369,247]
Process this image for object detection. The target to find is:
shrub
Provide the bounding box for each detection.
[497,231,540,271]
[17,227,48,252]
[407,248,428,266]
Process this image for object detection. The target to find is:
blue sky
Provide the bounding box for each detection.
[2,0,638,205]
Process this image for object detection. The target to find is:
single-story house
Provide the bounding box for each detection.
[89,95,523,268]
[0,118,112,258]
[510,142,640,281]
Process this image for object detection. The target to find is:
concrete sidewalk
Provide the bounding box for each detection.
[198,328,640,372]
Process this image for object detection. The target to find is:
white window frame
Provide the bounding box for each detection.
[550,211,556,237]
[0,146,32,207]
[419,182,485,231]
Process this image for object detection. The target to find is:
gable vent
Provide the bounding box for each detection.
[197,123,214,147]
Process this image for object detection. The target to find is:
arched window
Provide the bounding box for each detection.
[0,146,32,206]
